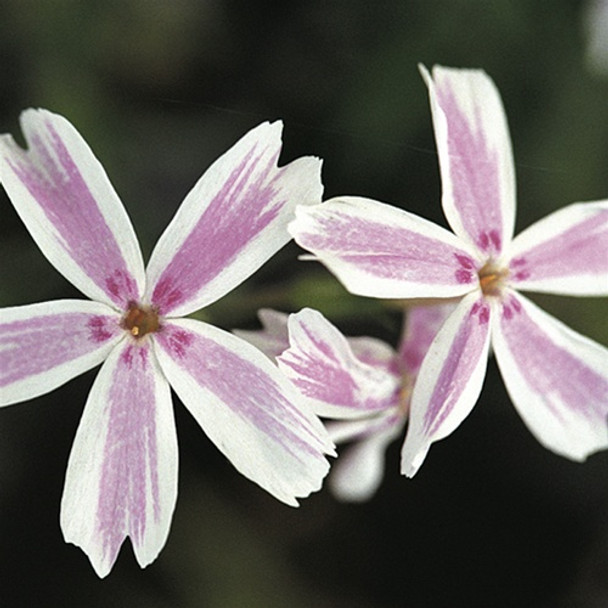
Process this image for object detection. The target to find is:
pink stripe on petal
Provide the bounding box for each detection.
[146,122,323,316]
[508,201,608,295]
[0,110,145,307]
[60,341,178,578]
[290,197,479,299]
[277,308,400,418]
[0,300,122,406]
[154,319,332,506]
[401,292,491,477]
[422,65,516,256]
[493,292,608,460]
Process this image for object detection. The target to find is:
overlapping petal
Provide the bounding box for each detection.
[401,292,492,477]
[0,300,122,406]
[508,201,608,295]
[329,419,403,502]
[422,65,516,256]
[153,318,333,506]
[492,291,608,461]
[0,109,145,308]
[145,121,323,317]
[61,340,178,578]
[398,302,457,376]
[232,308,290,360]
[289,197,479,299]
[277,308,400,418]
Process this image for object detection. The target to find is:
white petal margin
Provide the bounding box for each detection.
[421,65,516,257]
[0,109,145,308]
[507,200,608,296]
[61,340,178,578]
[492,291,608,461]
[401,291,492,477]
[277,308,400,418]
[329,418,403,503]
[0,300,123,407]
[153,318,334,506]
[289,197,480,299]
[145,121,323,317]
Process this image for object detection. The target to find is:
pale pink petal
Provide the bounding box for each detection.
[398,302,458,376]
[0,110,145,307]
[145,122,323,316]
[153,318,333,506]
[421,65,516,256]
[60,340,178,578]
[233,308,290,360]
[492,291,608,460]
[507,201,608,295]
[277,308,401,418]
[0,300,122,406]
[346,335,396,368]
[401,292,492,477]
[329,419,403,502]
[289,197,480,299]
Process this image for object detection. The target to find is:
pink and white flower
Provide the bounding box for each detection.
[0,109,334,577]
[237,304,454,501]
[289,65,608,477]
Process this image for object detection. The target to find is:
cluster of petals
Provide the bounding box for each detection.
[0,110,334,577]
[289,65,608,476]
[237,303,454,501]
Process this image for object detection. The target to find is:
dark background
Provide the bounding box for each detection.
[1,1,607,606]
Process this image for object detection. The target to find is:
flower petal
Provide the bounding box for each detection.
[508,200,608,295]
[153,319,333,506]
[0,300,122,406]
[329,419,403,503]
[233,308,290,360]
[60,340,178,578]
[145,122,323,316]
[401,292,492,477]
[398,302,458,376]
[277,308,400,418]
[0,109,145,307]
[289,197,479,299]
[421,65,516,256]
[492,291,608,460]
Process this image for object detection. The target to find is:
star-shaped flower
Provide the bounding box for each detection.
[237,303,454,500]
[289,65,608,476]
[0,109,333,577]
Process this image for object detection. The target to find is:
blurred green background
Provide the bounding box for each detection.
[1,1,607,606]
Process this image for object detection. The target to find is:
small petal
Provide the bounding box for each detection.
[398,302,458,376]
[153,318,333,506]
[421,65,516,256]
[233,308,290,360]
[146,122,323,316]
[0,300,122,406]
[0,109,145,307]
[61,340,178,578]
[329,420,403,502]
[401,292,492,477]
[508,201,608,296]
[277,308,400,418]
[492,291,608,461]
[289,197,479,299]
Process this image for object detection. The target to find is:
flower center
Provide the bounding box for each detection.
[397,373,414,417]
[478,261,509,297]
[122,303,160,339]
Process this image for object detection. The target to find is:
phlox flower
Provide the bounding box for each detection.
[237,303,454,501]
[289,65,608,477]
[0,110,334,577]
